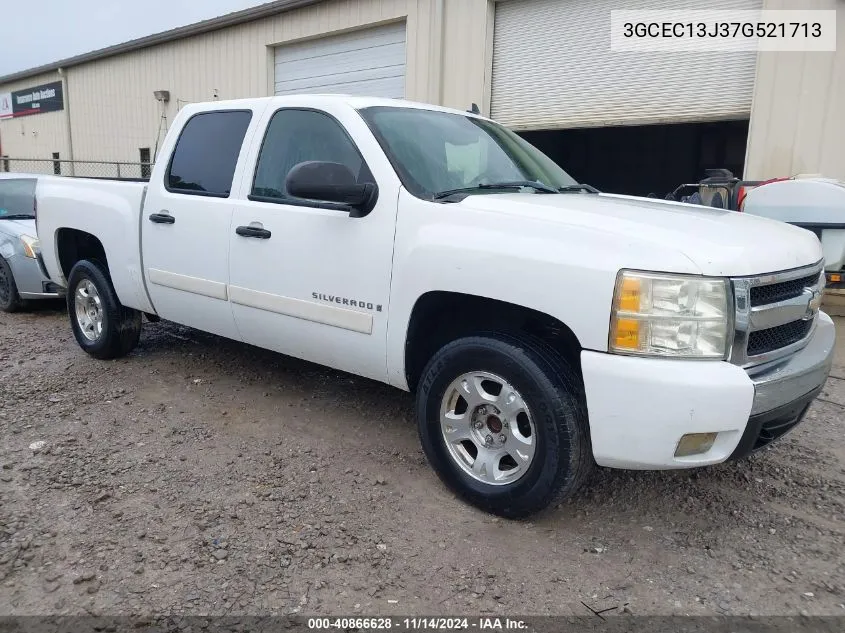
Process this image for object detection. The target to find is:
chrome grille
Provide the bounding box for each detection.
[747,320,813,357]
[730,262,824,367]
[749,273,820,307]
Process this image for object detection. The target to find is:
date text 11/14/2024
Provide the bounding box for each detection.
[307,617,529,630]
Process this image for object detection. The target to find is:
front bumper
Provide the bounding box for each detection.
[7,253,62,300]
[730,311,835,458]
[581,312,835,469]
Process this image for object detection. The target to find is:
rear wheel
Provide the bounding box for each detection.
[416,333,593,518]
[67,259,142,359]
[0,256,24,313]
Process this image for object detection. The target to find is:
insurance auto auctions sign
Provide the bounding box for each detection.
[0,81,64,119]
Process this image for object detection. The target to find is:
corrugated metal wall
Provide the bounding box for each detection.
[0,71,69,162]
[8,0,839,182]
[745,0,845,180]
[442,0,494,113]
[66,0,426,163]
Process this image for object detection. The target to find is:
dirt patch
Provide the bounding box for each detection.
[1,304,843,616]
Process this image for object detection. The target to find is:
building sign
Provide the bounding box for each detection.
[0,81,64,119]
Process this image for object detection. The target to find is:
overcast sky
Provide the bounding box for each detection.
[0,0,271,77]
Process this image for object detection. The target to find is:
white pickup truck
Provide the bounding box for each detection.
[35,95,835,517]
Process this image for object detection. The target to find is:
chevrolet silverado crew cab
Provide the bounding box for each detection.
[34,95,835,517]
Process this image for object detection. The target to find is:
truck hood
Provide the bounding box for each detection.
[456,192,822,276]
[0,218,36,236]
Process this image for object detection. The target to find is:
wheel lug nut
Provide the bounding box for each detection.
[499,434,507,443]
[474,421,483,430]
[485,434,493,445]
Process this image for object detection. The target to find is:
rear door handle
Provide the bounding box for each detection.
[149,212,175,224]
[236,225,271,239]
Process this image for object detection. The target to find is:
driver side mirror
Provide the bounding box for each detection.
[285,161,378,218]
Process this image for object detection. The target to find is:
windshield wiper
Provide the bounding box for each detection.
[0,214,36,220]
[558,184,600,194]
[433,180,558,200]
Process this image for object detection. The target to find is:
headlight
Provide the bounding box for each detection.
[20,234,40,259]
[609,271,730,359]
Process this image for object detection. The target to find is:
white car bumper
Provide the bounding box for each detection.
[582,312,835,469]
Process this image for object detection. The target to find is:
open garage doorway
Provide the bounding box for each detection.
[519,120,750,198]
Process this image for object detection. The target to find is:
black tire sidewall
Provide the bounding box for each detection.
[0,256,22,312]
[67,259,136,359]
[417,336,585,517]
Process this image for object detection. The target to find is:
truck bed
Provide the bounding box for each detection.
[35,176,154,313]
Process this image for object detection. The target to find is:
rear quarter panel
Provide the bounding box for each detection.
[36,177,153,313]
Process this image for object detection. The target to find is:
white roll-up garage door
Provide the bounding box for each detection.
[274,22,406,99]
[491,0,762,130]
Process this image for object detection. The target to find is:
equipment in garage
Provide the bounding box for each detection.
[742,177,845,288]
[520,120,750,198]
[665,169,763,209]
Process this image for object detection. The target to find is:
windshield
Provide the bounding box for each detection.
[359,106,578,199]
[0,178,37,218]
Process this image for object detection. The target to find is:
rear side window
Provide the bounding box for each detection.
[0,178,37,218]
[166,111,252,197]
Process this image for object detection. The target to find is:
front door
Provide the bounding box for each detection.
[142,108,256,340]
[228,105,399,381]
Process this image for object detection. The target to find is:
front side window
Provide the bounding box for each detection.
[166,110,252,197]
[252,109,373,201]
[359,106,578,199]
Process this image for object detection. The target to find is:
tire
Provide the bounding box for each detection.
[0,256,24,313]
[67,259,142,359]
[416,333,593,518]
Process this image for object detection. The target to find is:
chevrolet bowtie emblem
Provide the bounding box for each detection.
[804,288,823,319]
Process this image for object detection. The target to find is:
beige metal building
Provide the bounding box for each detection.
[0,0,842,194]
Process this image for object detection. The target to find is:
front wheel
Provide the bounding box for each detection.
[416,334,593,518]
[67,259,142,359]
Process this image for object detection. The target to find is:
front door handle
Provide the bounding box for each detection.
[149,212,175,224]
[236,225,272,239]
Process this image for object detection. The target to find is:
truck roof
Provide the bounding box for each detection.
[181,94,487,119]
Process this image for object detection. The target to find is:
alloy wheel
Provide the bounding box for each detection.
[439,371,537,486]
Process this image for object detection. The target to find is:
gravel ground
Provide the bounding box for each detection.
[1,304,843,617]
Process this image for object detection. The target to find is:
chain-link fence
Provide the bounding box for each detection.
[0,157,153,180]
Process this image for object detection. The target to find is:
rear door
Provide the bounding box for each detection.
[141,107,261,339]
